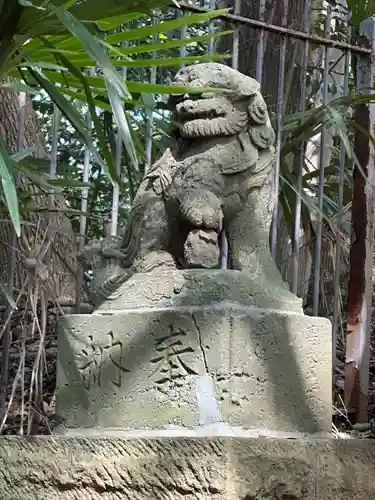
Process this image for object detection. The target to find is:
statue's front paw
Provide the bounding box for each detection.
[201,205,224,231]
[179,190,223,232]
[182,203,223,231]
[182,205,204,227]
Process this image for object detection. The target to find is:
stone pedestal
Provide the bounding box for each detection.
[55,270,331,434]
[56,302,331,433]
[2,269,341,499]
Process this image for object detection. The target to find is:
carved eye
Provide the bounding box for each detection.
[249,126,275,149]
[248,95,268,125]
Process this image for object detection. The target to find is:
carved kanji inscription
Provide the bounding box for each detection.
[76,331,129,390]
[150,324,197,384]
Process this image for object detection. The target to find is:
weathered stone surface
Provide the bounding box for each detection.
[184,230,220,268]
[94,269,302,313]
[0,436,374,499]
[56,303,331,433]
[79,63,288,309]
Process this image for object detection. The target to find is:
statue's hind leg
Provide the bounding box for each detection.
[224,188,287,289]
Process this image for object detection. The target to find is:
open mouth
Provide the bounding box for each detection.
[177,116,246,139]
[170,96,248,139]
[178,109,224,121]
[175,97,227,119]
[173,99,230,138]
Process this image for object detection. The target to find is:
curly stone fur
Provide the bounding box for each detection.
[82,63,286,306]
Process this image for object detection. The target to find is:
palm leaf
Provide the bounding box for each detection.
[0,0,231,233]
[40,35,119,181]
[48,3,138,175]
[69,0,176,22]
[347,0,375,32]
[0,141,21,236]
[106,9,228,44]
[27,66,108,174]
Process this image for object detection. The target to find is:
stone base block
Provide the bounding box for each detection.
[0,435,375,499]
[56,305,331,433]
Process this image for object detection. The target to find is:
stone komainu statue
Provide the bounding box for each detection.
[80,63,282,307]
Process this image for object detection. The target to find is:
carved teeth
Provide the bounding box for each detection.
[178,108,224,120]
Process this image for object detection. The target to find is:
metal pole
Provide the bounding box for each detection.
[270,0,289,259]
[255,0,266,85]
[110,41,128,237]
[207,0,216,56]
[110,125,122,237]
[180,10,188,65]
[291,0,311,295]
[176,2,371,56]
[75,104,92,312]
[231,0,241,71]
[332,17,351,377]
[312,5,332,316]
[145,13,159,174]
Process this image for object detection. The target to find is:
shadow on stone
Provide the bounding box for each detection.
[55,269,331,434]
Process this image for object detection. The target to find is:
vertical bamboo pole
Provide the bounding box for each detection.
[0,92,27,423]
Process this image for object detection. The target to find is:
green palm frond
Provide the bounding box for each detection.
[347,0,375,32]
[278,88,373,241]
[0,0,231,235]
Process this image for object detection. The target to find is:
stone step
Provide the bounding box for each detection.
[0,436,374,499]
